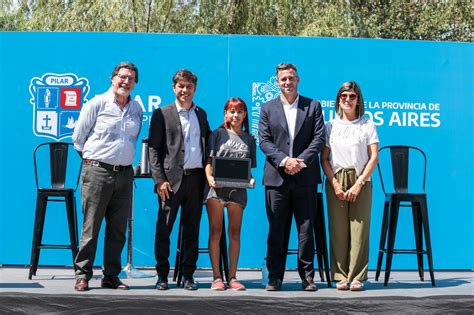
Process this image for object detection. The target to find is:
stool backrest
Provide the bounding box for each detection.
[33,142,81,190]
[377,145,426,194]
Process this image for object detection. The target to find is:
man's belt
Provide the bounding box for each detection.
[183,168,202,176]
[84,159,132,172]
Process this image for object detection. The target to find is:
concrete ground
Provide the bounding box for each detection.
[1,267,472,298]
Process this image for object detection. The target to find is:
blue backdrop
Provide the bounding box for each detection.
[0,32,472,270]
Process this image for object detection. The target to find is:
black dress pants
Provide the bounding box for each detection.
[154,171,205,279]
[265,180,316,281]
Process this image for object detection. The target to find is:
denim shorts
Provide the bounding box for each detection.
[206,187,247,208]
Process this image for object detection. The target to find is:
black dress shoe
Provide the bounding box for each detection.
[265,278,282,291]
[182,278,198,290]
[101,276,129,290]
[74,278,89,291]
[302,276,318,291]
[155,278,169,290]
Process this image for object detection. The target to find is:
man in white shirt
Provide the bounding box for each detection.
[148,69,211,291]
[258,63,325,291]
[72,61,143,291]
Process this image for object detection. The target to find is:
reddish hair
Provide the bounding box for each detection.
[221,97,249,133]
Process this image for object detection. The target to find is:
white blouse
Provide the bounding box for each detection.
[325,117,379,178]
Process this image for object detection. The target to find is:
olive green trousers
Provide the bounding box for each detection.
[325,169,372,282]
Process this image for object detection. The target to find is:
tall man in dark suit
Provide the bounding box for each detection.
[259,63,325,291]
[148,69,211,291]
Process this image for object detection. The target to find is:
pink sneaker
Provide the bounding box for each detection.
[228,278,246,291]
[211,278,226,291]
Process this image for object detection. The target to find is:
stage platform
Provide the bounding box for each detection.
[1,267,472,313]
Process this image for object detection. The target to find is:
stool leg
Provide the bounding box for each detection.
[177,242,184,286]
[412,201,424,281]
[314,235,324,282]
[280,213,292,282]
[321,232,331,287]
[313,195,324,282]
[219,218,229,282]
[419,197,436,286]
[316,192,331,287]
[72,195,80,273]
[375,200,389,281]
[65,191,78,265]
[73,195,79,249]
[29,192,48,279]
[384,198,400,286]
[173,218,183,284]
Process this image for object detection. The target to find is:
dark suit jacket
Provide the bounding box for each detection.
[258,95,325,187]
[148,102,211,192]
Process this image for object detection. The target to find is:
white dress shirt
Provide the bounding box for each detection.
[280,94,299,167]
[175,101,203,169]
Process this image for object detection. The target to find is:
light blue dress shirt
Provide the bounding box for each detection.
[175,101,203,169]
[73,89,143,166]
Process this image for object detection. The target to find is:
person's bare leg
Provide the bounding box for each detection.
[206,199,225,279]
[227,202,244,279]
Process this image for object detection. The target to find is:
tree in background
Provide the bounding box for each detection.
[1,0,472,42]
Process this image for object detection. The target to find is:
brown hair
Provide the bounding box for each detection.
[172,69,197,85]
[335,81,365,118]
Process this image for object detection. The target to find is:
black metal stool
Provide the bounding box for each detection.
[284,189,332,287]
[375,145,435,286]
[173,215,229,286]
[29,142,81,279]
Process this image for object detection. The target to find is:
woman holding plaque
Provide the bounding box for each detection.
[205,97,256,291]
[321,81,379,291]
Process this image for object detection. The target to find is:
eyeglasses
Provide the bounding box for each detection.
[116,74,136,82]
[340,93,357,100]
